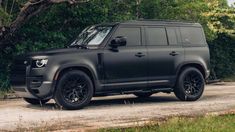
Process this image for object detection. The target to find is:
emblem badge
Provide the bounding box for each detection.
[24,61,27,65]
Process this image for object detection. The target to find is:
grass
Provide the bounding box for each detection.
[100,114,235,132]
[0,89,16,99]
[1,113,234,131]
[223,76,235,82]
[0,90,7,99]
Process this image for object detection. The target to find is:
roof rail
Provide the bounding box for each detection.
[136,19,196,23]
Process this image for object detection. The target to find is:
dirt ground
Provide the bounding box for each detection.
[0,82,235,131]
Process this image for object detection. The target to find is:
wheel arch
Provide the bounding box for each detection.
[177,62,206,79]
[51,65,97,96]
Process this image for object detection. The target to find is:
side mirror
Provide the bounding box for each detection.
[109,36,127,48]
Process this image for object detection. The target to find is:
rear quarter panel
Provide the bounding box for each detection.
[183,45,210,76]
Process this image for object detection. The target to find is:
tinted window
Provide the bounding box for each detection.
[114,27,141,46]
[180,27,205,45]
[146,27,168,46]
[166,27,178,45]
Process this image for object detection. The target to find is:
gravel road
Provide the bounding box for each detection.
[0,82,235,131]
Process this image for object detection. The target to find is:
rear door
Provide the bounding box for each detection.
[145,26,184,88]
[103,25,148,90]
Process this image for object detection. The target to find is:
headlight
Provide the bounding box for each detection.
[33,59,48,68]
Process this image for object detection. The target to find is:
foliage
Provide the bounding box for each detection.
[0,0,235,91]
[0,7,11,26]
[15,0,136,53]
[203,1,235,35]
[0,0,23,26]
[209,34,235,79]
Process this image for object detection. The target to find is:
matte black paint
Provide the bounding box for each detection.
[10,20,210,100]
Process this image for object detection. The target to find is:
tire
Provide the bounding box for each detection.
[134,92,153,98]
[23,98,50,105]
[54,70,94,110]
[174,67,205,101]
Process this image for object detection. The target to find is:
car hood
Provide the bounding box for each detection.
[28,48,86,56]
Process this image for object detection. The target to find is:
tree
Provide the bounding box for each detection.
[0,0,89,49]
[202,1,235,36]
[0,0,235,91]
[202,1,235,79]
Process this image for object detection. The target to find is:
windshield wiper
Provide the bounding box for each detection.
[68,38,88,49]
[69,43,88,49]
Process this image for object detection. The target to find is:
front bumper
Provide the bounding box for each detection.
[11,76,53,99]
[10,57,53,99]
[12,78,52,99]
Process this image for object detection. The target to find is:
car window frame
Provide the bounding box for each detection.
[165,26,183,46]
[144,26,169,46]
[109,25,143,47]
[179,26,207,47]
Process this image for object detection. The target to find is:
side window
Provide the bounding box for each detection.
[146,27,168,46]
[166,27,178,45]
[180,27,206,45]
[114,27,141,46]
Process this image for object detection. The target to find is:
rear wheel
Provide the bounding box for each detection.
[174,67,205,101]
[134,92,153,98]
[23,98,50,105]
[54,70,94,110]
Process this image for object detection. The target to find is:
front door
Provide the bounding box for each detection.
[103,26,148,90]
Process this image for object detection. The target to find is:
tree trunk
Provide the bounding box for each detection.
[136,0,142,19]
[0,0,2,27]
[0,0,88,49]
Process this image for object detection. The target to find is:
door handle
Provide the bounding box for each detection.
[169,51,179,56]
[135,52,145,57]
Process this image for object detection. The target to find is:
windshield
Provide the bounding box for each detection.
[70,26,112,47]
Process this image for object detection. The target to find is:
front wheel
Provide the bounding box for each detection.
[174,67,205,101]
[23,98,50,105]
[54,70,94,110]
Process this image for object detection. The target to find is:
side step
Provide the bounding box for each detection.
[122,88,173,94]
[94,88,173,97]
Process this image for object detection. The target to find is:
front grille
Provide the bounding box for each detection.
[10,58,29,86]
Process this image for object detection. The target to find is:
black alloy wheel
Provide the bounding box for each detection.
[183,70,203,96]
[54,70,93,110]
[174,67,205,101]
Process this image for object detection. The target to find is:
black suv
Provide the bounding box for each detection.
[11,20,210,110]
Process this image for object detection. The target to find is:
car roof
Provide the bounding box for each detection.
[120,20,202,27]
[95,20,202,27]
